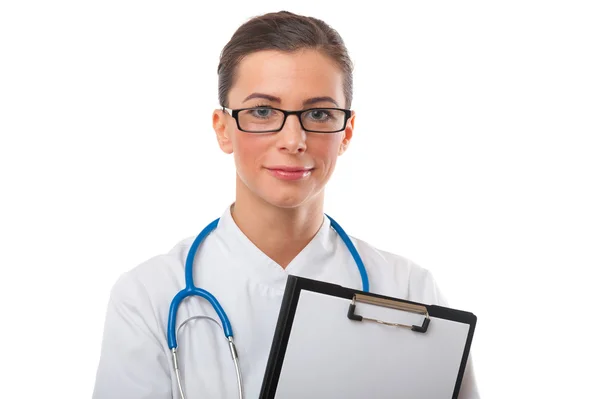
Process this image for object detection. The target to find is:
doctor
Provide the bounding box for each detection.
[93,10,480,399]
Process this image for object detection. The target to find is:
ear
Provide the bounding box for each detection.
[338,111,355,156]
[213,109,233,154]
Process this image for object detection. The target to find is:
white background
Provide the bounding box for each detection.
[1,1,598,397]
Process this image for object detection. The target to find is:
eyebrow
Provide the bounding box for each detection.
[242,93,340,107]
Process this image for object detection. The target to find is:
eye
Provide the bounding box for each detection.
[306,109,333,121]
[246,107,274,119]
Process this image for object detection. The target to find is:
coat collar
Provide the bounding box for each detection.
[212,204,336,288]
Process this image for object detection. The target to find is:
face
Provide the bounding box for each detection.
[212,49,355,209]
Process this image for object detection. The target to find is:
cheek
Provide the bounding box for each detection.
[232,132,268,171]
[310,135,343,169]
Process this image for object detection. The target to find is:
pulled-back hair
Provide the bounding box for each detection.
[217,11,354,108]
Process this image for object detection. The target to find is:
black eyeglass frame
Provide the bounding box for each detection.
[221,106,352,133]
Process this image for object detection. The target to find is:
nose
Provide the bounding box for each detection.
[276,114,307,154]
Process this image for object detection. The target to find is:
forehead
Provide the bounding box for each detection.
[228,49,345,107]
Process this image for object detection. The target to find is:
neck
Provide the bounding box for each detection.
[231,181,324,269]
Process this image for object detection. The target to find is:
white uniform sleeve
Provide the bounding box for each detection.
[409,267,481,399]
[92,272,172,399]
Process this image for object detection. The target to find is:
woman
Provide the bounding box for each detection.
[93,10,479,398]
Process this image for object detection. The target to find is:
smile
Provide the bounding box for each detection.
[265,166,314,181]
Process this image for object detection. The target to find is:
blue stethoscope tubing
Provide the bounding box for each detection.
[167,214,369,350]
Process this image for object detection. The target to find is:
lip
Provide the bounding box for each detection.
[265,165,314,181]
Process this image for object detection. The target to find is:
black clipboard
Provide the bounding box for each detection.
[260,275,477,399]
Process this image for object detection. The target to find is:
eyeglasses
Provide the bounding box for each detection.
[222,106,352,133]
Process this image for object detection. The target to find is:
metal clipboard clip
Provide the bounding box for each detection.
[347,293,431,333]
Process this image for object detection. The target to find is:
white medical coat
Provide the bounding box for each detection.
[93,207,480,398]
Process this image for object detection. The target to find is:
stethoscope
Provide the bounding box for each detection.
[167,215,370,399]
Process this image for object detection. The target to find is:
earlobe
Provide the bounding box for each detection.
[213,109,233,154]
[338,111,355,155]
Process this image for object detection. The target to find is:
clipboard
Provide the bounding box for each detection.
[260,275,477,399]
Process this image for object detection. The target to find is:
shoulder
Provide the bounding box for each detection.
[351,236,449,306]
[107,236,194,320]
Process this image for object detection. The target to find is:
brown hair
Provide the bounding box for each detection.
[217,11,354,108]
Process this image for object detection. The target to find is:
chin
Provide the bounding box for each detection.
[238,174,322,209]
[263,193,311,209]
[258,185,319,209]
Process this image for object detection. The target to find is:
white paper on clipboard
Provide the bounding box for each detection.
[273,290,471,399]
